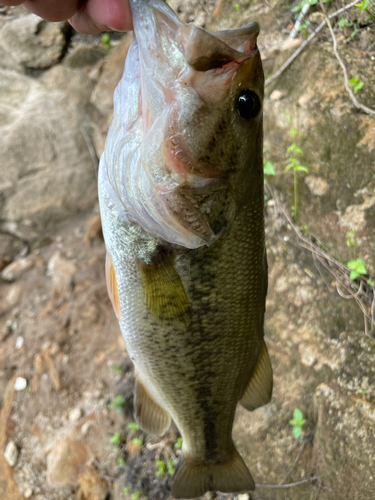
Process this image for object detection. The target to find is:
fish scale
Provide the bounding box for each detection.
[99,0,272,497]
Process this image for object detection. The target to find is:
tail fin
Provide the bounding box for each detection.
[172,447,255,499]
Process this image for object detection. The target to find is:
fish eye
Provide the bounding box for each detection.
[236,89,261,120]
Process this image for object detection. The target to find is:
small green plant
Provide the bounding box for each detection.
[174,437,183,450]
[349,76,364,94]
[109,395,126,413]
[289,408,306,438]
[234,3,240,11]
[131,491,141,500]
[109,431,122,445]
[347,258,367,280]
[155,460,166,476]
[167,459,177,476]
[285,142,309,223]
[264,160,276,177]
[132,437,144,447]
[117,457,125,467]
[356,0,375,23]
[123,486,130,495]
[110,364,124,374]
[127,422,140,431]
[101,32,111,51]
[291,0,331,13]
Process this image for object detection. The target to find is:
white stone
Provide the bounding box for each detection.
[270,90,286,101]
[81,421,93,436]
[16,336,24,349]
[24,487,33,499]
[14,377,27,391]
[4,441,18,466]
[69,408,82,422]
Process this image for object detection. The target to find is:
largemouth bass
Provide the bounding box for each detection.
[98,0,272,497]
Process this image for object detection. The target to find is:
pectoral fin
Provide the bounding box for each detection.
[134,377,171,435]
[240,340,273,411]
[105,253,122,321]
[139,249,191,326]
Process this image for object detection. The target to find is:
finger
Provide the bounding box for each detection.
[69,0,132,34]
[22,0,79,22]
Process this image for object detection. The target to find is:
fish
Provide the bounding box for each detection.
[98,0,272,498]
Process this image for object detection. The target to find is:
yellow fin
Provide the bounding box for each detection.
[134,377,171,435]
[172,447,255,499]
[105,253,122,321]
[240,340,273,411]
[139,249,191,326]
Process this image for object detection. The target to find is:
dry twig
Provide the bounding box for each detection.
[319,0,375,116]
[265,1,358,87]
[265,184,375,341]
[256,475,318,489]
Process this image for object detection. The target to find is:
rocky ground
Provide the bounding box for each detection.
[1,1,375,500]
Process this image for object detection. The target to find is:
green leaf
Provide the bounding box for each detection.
[109,432,121,444]
[132,437,144,447]
[117,457,125,467]
[367,279,374,286]
[285,163,294,173]
[174,437,183,450]
[350,270,360,280]
[347,259,367,276]
[354,82,364,94]
[338,17,347,28]
[264,161,276,176]
[293,408,304,420]
[293,426,302,438]
[127,422,140,431]
[295,165,309,173]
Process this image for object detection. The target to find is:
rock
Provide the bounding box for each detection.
[358,30,375,52]
[91,36,132,118]
[41,65,93,110]
[0,284,22,316]
[77,465,109,500]
[0,14,68,71]
[314,383,375,495]
[305,175,329,196]
[46,439,89,486]
[14,377,27,391]
[0,68,97,231]
[309,12,325,25]
[47,252,76,304]
[65,46,106,69]
[1,255,36,281]
[69,408,82,423]
[23,488,32,499]
[4,441,18,467]
[269,90,286,101]
[16,337,24,349]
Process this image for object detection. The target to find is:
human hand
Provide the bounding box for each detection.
[1,0,133,34]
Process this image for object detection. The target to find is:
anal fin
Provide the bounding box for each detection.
[172,446,255,499]
[240,340,273,411]
[134,377,171,435]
